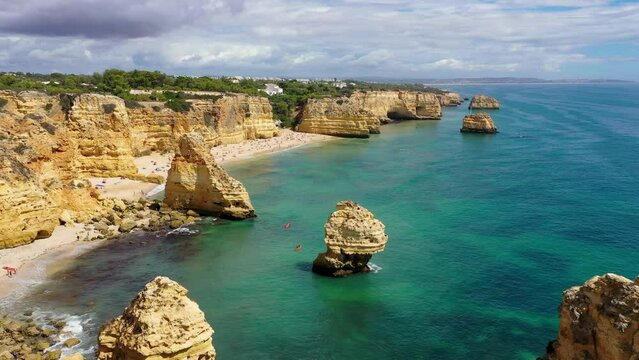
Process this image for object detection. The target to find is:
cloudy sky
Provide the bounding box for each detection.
[0,0,638,79]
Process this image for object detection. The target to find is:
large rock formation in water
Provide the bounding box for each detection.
[468,95,500,110]
[296,97,379,138]
[164,133,255,219]
[350,90,442,121]
[97,276,216,360]
[460,113,498,134]
[542,273,639,360]
[437,92,463,107]
[312,201,388,277]
[296,90,442,137]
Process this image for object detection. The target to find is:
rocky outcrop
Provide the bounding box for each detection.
[64,94,139,177]
[312,201,388,277]
[128,95,279,155]
[164,133,255,219]
[438,92,463,107]
[460,113,498,134]
[0,152,58,249]
[296,90,441,137]
[542,274,639,360]
[468,95,500,109]
[97,276,215,360]
[0,90,276,248]
[296,97,379,138]
[0,312,76,359]
[350,90,442,121]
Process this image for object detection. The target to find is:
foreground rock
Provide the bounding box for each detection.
[0,313,80,359]
[468,95,500,109]
[296,97,379,138]
[460,113,498,134]
[541,273,639,360]
[312,201,388,277]
[164,133,255,219]
[98,276,215,360]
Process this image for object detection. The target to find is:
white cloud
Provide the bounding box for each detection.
[0,0,638,79]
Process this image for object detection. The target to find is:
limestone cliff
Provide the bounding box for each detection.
[312,201,388,277]
[0,90,275,248]
[542,274,639,360]
[98,276,215,360]
[0,152,58,249]
[469,95,500,110]
[64,94,139,177]
[164,133,255,219]
[438,92,463,107]
[460,113,498,134]
[127,94,279,155]
[296,97,379,138]
[350,90,442,121]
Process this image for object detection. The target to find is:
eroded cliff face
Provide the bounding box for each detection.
[460,113,498,134]
[164,133,255,219]
[0,90,275,248]
[296,90,441,137]
[543,274,639,360]
[296,97,379,138]
[127,94,279,156]
[98,276,216,360]
[0,152,58,249]
[438,92,463,107]
[469,95,500,110]
[312,201,388,277]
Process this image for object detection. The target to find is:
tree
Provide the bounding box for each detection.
[99,69,131,97]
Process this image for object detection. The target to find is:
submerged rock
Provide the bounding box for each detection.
[97,276,216,360]
[460,113,498,134]
[468,95,500,109]
[541,273,639,360]
[164,133,255,219]
[312,201,388,277]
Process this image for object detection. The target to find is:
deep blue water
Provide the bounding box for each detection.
[13,84,639,359]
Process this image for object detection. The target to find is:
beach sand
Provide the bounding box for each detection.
[0,129,333,300]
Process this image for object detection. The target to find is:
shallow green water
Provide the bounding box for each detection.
[14,84,639,359]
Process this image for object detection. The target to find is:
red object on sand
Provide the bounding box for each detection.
[3,266,17,276]
[284,223,292,229]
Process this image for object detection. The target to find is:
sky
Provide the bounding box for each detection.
[0,0,638,80]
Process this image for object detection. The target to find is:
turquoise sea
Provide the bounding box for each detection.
[9,84,639,359]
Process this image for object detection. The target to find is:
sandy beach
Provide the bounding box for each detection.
[0,129,333,300]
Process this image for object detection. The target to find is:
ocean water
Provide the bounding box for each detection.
[9,84,639,359]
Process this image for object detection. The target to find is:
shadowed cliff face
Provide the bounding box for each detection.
[0,90,275,248]
[542,274,639,360]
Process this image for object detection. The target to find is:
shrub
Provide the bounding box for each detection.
[152,105,162,112]
[0,98,8,109]
[41,122,57,135]
[102,103,117,114]
[124,100,143,109]
[165,98,192,113]
[44,103,53,111]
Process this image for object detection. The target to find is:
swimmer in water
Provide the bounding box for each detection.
[295,245,302,251]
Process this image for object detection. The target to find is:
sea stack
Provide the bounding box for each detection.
[460,113,498,134]
[97,276,216,360]
[541,274,639,360]
[312,201,388,277]
[468,95,500,110]
[164,133,255,219]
